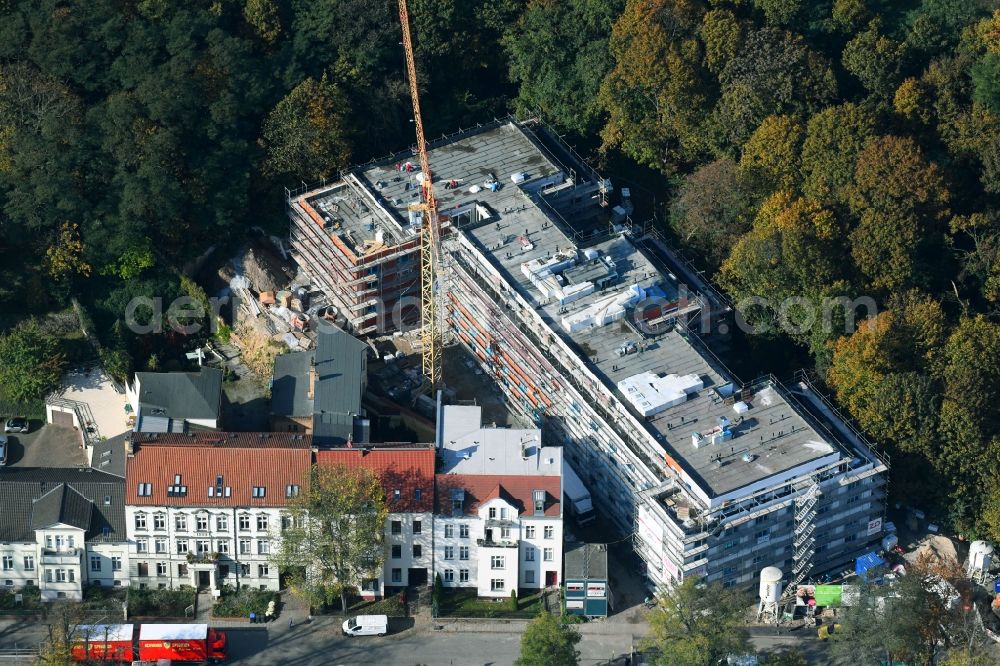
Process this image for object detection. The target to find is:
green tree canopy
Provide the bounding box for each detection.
[643,577,752,666]
[0,319,66,402]
[269,463,388,613]
[670,158,752,268]
[514,612,581,666]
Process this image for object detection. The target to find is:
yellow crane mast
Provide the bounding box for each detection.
[397,0,443,390]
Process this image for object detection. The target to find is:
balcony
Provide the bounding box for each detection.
[41,548,80,565]
[477,538,519,549]
[186,552,220,565]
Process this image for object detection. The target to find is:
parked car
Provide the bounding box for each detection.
[0,435,7,465]
[5,418,29,434]
[342,615,387,637]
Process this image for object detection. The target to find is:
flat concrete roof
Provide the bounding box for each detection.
[437,404,562,477]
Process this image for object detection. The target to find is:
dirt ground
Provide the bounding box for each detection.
[221,378,271,432]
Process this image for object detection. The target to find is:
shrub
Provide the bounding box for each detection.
[213,587,279,618]
[510,589,518,611]
[127,587,194,617]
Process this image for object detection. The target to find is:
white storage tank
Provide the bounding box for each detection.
[968,541,994,572]
[759,567,782,604]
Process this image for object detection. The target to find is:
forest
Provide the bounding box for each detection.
[0,0,998,540]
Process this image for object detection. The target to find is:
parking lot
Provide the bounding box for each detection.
[2,421,85,468]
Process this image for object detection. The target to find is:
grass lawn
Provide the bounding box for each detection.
[343,594,406,617]
[438,588,545,618]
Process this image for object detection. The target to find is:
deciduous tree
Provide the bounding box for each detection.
[270,463,388,614]
[670,158,752,268]
[514,612,581,666]
[643,577,751,666]
[0,319,66,402]
[800,102,876,205]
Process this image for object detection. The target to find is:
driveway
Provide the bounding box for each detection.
[4,422,85,468]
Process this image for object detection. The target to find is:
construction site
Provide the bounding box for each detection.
[284,113,891,599]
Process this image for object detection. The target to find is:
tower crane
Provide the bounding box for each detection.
[398,0,443,390]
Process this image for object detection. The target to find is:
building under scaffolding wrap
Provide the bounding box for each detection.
[288,117,890,594]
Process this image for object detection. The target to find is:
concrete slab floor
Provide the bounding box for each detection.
[442,346,525,429]
[54,367,130,441]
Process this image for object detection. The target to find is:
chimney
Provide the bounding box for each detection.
[308,355,316,401]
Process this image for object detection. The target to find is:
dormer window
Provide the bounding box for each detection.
[137,483,152,497]
[252,486,266,498]
[450,490,465,517]
[286,485,300,498]
[393,489,401,501]
[533,490,545,515]
[488,507,497,519]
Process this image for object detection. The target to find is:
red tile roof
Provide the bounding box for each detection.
[125,437,312,507]
[315,447,436,513]
[434,474,561,517]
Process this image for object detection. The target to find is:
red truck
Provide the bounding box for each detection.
[72,623,227,664]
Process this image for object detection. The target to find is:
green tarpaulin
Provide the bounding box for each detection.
[813,585,843,606]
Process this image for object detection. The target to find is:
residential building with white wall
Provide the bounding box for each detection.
[0,468,128,601]
[315,444,435,598]
[433,403,563,598]
[124,432,311,591]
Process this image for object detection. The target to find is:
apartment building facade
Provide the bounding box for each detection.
[0,468,128,601]
[124,432,312,591]
[433,404,563,597]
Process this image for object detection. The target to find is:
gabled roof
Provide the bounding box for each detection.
[30,484,92,531]
[125,434,312,507]
[271,327,368,445]
[135,367,223,422]
[0,467,125,543]
[434,474,561,518]
[315,446,435,513]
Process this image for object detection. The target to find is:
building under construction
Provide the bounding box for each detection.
[287,118,889,594]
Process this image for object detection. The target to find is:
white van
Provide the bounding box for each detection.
[342,614,388,637]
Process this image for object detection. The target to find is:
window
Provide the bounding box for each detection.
[216,515,228,531]
[196,515,209,531]
[491,555,505,570]
[500,508,508,520]
[90,556,101,572]
[1,556,12,571]
[241,564,250,576]
[444,525,454,538]
[156,562,167,577]
[239,514,251,531]
[533,490,545,515]
[543,526,554,539]
[154,538,167,554]
[45,535,52,548]
[137,563,148,577]
[459,546,469,560]
[524,525,535,539]
[500,526,510,539]
[217,541,230,554]
[724,540,738,551]
[459,525,469,539]
[393,489,401,501]
[413,520,422,534]
[391,568,402,583]
[257,515,268,532]
[175,515,187,531]
[391,545,402,559]
[252,486,266,498]
[23,556,34,571]
[56,569,67,583]
[197,540,210,554]
[285,485,300,498]
[137,483,152,497]
[444,569,454,583]
[111,556,122,572]
[239,539,251,555]
[134,513,147,530]
[391,521,402,535]
[414,488,422,501]
[176,540,189,554]
[412,545,422,558]
[491,579,505,592]
[153,514,165,530]
[524,570,535,584]
[259,565,269,577]
[136,538,148,553]
[488,507,497,519]
[178,563,188,576]
[257,540,270,555]
[45,569,53,583]
[55,535,65,549]
[543,548,553,562]
[525,547,535,562]
[67,536,75,548]
[444,546,454,560]
[459,569,469,583]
